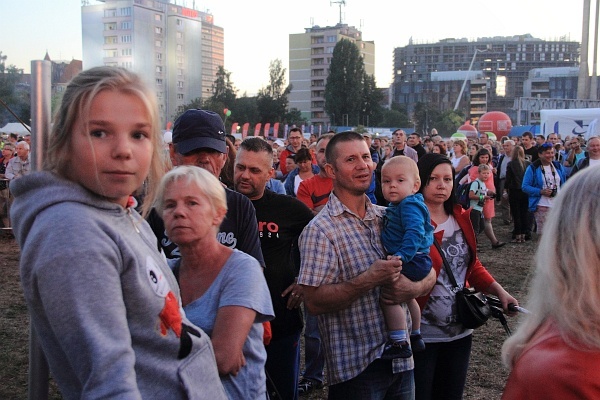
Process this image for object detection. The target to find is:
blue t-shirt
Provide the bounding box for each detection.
[179,250,274,400]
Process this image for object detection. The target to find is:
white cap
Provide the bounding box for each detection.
[274,139,285,147]
[163,131,173,144]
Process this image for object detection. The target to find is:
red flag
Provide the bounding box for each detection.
[242,123,250,138]
[230,122,238,135]
[263,123,271,137]
[254,123,262,136]
[273,123,280,138]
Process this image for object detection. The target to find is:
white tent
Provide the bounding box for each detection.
[0,122,30,136]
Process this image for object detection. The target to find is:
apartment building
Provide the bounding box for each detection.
[289,23,375,126]
[82,0,223,126]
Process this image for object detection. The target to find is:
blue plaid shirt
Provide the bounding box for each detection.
[298,192,413,385]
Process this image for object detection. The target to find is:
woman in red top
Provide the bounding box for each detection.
[502,166,600,399]
[414,153,517,400]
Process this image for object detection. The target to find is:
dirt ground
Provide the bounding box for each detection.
[0,215,535,400]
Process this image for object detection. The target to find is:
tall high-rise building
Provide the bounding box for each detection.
[289,23,375,126]
[82,0,223,127]
[393,34,579,121]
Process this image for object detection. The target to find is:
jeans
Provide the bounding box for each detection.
[302,311,325,383]
[413,334,472,400]
[266,330,301,400]
[328,359,414,400]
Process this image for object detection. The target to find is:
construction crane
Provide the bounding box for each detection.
[330,0,346,24]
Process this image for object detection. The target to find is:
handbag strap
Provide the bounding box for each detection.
[433,240,460,289]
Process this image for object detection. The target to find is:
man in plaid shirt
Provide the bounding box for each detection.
[298,132,435,399]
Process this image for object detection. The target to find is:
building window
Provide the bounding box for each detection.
[177,81,184,88]
[104,9,116,17]
[156,66,163,73]
[156,78,163,85]
[104,49,118,58]
[177,44,183,51]
[157,53,163,60]
[177,93,184,100]
[120,7,131,16]
[121,21,131,30]
[176,31,183,39]
[155,27,163,34]
[327,35,336,43]
[122,48,132,56]
[121,35,132,43]
[326,47,334,54]
[177,19,183,26]
[104,22,117,31]
[122,61,132,69]
[104,36,118,44]
[155,14,162,21]
[105,62,118,67]
[177,68,183,76]
[155,40,162,47]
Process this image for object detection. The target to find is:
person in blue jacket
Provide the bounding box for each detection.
[522,142,567,236]
[380,156,434,359]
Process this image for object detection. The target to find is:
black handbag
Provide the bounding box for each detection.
[433,241,491,329]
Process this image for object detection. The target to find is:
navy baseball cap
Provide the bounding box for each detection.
[172,109,226,154]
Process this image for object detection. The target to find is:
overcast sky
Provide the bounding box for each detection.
[1,0,591,95]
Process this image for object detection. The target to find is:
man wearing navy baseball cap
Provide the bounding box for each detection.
[148,109,265,269]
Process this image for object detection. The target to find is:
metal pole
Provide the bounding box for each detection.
[28,59,52,400]
[454,49,484,111]
[30,60,51,172]
[578,0,591,99]
[590,0,600,100]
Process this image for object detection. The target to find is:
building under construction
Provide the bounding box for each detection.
[392,34,580,122]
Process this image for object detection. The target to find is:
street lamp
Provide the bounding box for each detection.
[453,48,487,111]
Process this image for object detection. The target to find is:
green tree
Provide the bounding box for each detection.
[234,95,259,126]
[211,66,237,108]
[359,73,384,127]
[325,39,364,125]
[172,97,203,122]
[284,108,307,126]
[256,59,291,124]
[0,62,30,127]
[412,102,441,134]
[433,109,465,136]
[379,103,410,128]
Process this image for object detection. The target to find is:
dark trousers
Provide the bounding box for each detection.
[328,358,414,400]
[508,190,529,235]
[266,331,301,400]
[414,334,472,400]
[469,209,484,235]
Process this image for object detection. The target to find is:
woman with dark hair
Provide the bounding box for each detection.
[505,146,530,243]
[461,148,505,249]
[414,153,518,400]
[284,147,318,196]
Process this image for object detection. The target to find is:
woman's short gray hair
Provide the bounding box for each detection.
[154,165,227,216]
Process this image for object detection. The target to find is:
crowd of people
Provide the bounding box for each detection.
[5,65,600,400]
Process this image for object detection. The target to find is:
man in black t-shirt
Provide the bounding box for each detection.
[521,131,539,163]
[234,137,314,400]
[408,132,427,159]
[147,109,264,267]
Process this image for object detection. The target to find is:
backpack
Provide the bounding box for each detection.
[456,180,480,210]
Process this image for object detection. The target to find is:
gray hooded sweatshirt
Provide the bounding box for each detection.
[11,172,226,400]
